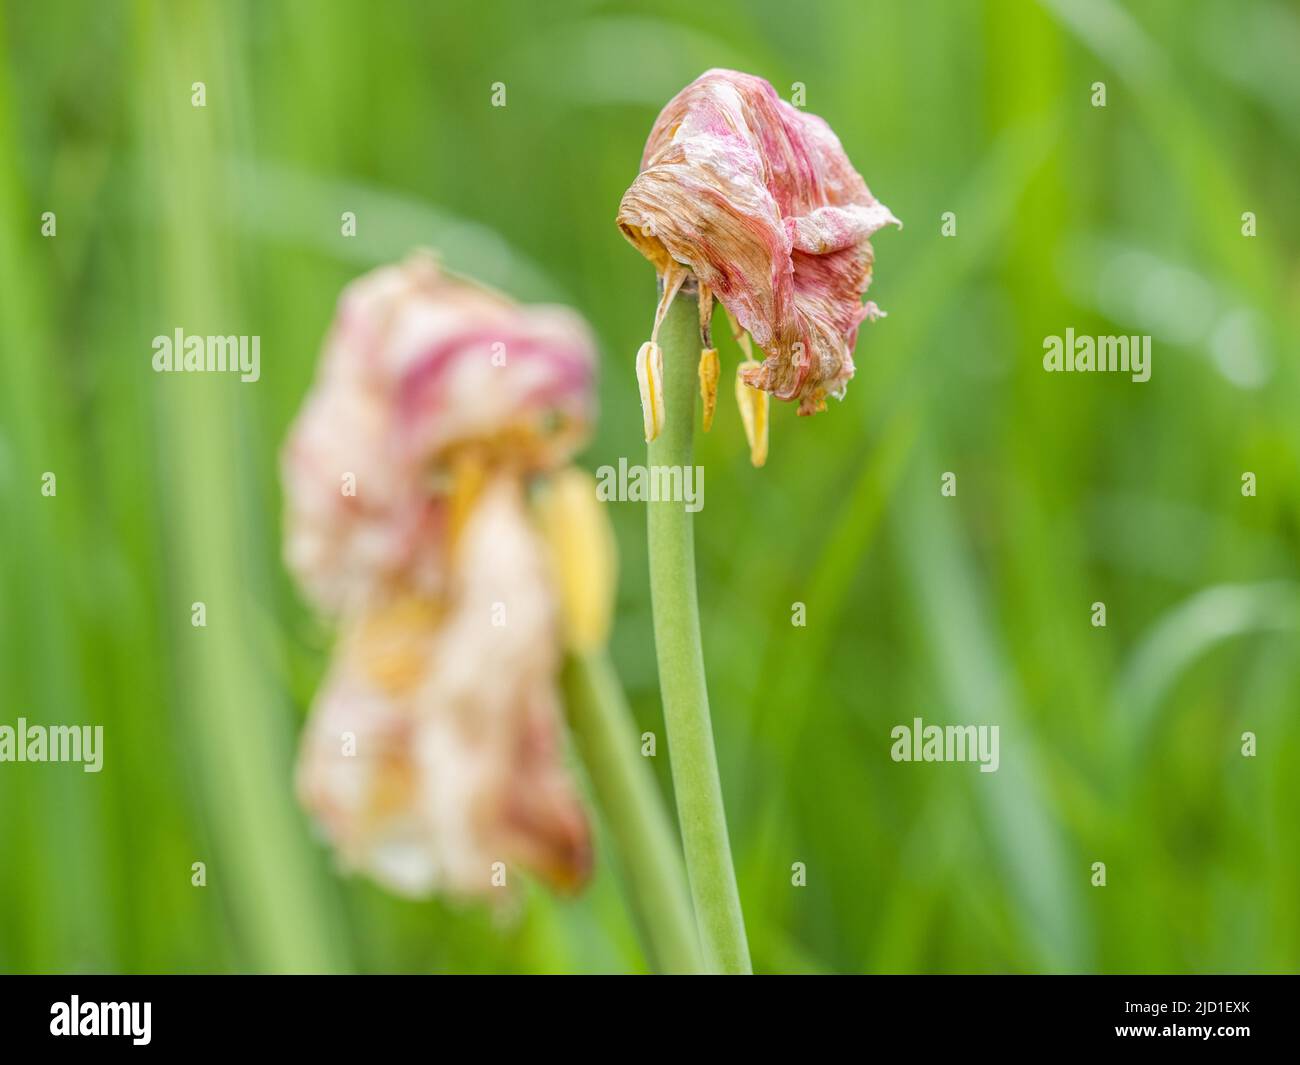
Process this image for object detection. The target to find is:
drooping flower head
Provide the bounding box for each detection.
[617,69,899,460]
[282,253,598,898]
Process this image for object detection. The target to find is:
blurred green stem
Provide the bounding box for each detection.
[646,289,752,974]
[562,650,703,974]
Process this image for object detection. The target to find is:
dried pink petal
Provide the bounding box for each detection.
[282,254,597,614]
[617,69,899,415]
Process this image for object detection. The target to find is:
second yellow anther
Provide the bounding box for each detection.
[735,362,769,468]
[698,348,719,432]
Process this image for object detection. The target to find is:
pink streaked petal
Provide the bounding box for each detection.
[618,68,898,413]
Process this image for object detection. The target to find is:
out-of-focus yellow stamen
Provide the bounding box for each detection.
[636,341,664,442]
[735,361,769,468]
[369,748,418,816]
[698,348,719,432]
[535,466,617,653]
[357,595,443,694]
[448,449,487,547]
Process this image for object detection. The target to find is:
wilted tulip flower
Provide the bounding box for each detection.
[617,68,899,461]
[283,253,598,898]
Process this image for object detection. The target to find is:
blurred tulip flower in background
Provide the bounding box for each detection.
[283,254,598,899]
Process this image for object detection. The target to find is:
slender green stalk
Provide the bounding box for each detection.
[562,650,703,974]
[138,3,348,972]
[646,289,752,973]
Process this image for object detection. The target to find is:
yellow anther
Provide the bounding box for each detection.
[636,341,665,442]
[698,348,720,432]
[735,362,769,468]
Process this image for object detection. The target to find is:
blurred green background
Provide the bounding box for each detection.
[1,0,1298,974]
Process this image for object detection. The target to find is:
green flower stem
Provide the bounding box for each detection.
[562,650,703,974]
[646,288,752,974]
